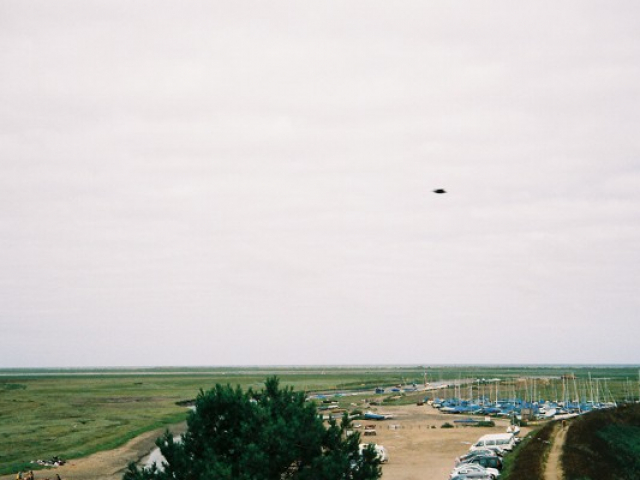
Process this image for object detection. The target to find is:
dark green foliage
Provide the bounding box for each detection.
[475,420,495,427]
[0,383,27,391]
[441,422,454,428]
[563,404,640,480]
[123,377,381,480]
[501,421,556,480]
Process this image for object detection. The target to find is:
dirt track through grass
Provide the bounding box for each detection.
[0,423,187,480]
[544,422,567,480]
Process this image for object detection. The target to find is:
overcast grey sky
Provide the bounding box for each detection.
[1,1,639,368]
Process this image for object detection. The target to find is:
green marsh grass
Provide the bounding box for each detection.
[0,366,428,474]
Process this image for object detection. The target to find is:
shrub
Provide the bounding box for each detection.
[475,421,495,427]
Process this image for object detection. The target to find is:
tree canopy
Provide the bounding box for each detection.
[124,377,382,480]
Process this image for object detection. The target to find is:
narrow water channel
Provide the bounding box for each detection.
[142,435,181,470]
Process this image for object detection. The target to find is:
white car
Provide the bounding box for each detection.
[450,463,500,479]
[450,474,493,480]
[359,443,389,463]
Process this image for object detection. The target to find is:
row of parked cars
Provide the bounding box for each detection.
[449,432,519,479]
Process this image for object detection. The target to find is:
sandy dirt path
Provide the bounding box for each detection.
[0,423,187,480]
[544,422,567,480]
[2,405,527,480]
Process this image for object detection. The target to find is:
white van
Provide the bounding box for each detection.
[469,433,516,454]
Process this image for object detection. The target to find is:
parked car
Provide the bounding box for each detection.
[450,463,500,479]
[359,443,389,463]
[456,449,499,465]
[469,433,516,454]
[461,455,503,471]
[450,473,494,480]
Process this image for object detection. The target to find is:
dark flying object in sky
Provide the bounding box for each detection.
[433,188,446,194]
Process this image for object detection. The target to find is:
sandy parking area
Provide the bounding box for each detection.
[355,404,526,479]
[2,405,526,480]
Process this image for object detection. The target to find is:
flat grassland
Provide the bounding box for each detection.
[0,365,637,479]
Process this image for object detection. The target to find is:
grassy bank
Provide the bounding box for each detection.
[493,421,557,480]
[562,403,640,480]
